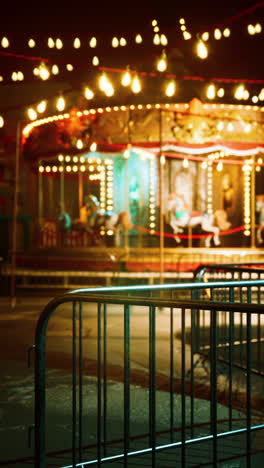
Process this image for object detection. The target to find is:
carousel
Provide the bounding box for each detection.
[20,97,264,273]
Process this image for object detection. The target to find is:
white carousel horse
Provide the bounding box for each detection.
[80,194,131,246]
[167,194,231,247]
[256,195,264,245]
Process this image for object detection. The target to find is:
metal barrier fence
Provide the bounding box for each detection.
[34,280,264,467]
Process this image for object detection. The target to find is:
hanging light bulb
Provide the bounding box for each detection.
[112,37,119,47]
[216,161,223,171]
[165,80,176,97]
[99,73,108,91]
[92,56,99,66]
[84,87,94,99]
[33,67,39,76]
[120,37,126,46]
[131,75,141,93]
[152,19,158,27]
[179,18,185,25]
[39,63,50,80]
[1,37,9,48]
[11,72,18,81]
[255,23,262,33]
[90,142,97,152]
[56,38,63,49]
[183,158,189,168]
[104,81,114,97]
[27,108,37,120]
[156,50,167,72]
[201,32,209,41]
[183,31,192,40]
[234,84,245,100]
[247,24,255,35]
[197,40,208,59]
[214,28,222,40]
[154,26,159,32]
[28,38,36,48]
[0,115,4,128]
[206,84,216,99]
[160,34,168,46]
[121,68,132,86]
[17,71,24,81]
[73,37,81,48]
[48,37,55,48]
[76,139,83,149]
[181,25,186,31]
[153,33,160,45]
[52,64,59,75]
[223,28,231,37]
[89,37,97,47]
[135,34,142,43]
[243,89,250,100]
[37,100,47,113]
[66,64,74,71]
[0,76,3,82]
[217,88,225,98]
[56,96,66,112]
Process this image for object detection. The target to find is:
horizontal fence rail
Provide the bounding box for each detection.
[34,280,264,467]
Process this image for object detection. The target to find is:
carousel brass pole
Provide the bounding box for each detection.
[10,120,21,308]
[251,154,256,248]
[78,170,83,213]
[159,109,164,284]
[38,159,43,221]
[124,109,131,251]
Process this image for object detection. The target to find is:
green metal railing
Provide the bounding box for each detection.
[34,280,264,467]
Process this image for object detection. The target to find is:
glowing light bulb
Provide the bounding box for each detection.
[33,67,39,76]
[135,34,142,43]
[183,31,192,40]
[197,40,208,59]
[28,108,37,120]
[48,37,55,48]
[112,37,119,47]
[76,139,83,149]
[1,37,9,48]
[84,87,94,99]
[120,37,126,46]
[214,28,222,40]
[73,37,81,48]
[39,63,50,80]
[90,37,97,47]
[179,18,185,24]
[247,24,255,35]
[121,69,131,86]
[56,38,63,49]
[160,34,168,46]
[66,64,74,71]
[153,33,160,45]
[183,158,189,168]
[99,73,108,91]
[206,84,216,99]
[131,75,141,93]
[234,84,245,100]
[52,64,59,75]
[154,26,159,32]
[223,28,230,37]
[90,142,97,152]
[165,80,176,97]
[92,56,99,66]
[104,81,114,97]
[255,23,262,33]
[217,88,225,98]
[243,89,249,100]
[0,76,3,82]
[152,19,158,27]
[157,51,167,72]
[252,95,258,103]
[11,72,18,81]
[56,96,65,112]
[37,100,47,113]
[0,115,4,128]
[28,38,35,48]
[216,161,223,171]
[201,32,209,41]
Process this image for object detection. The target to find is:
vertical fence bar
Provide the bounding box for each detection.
[97,303,102,467]
[72,302,77,468]
[170,306,174,443]
[210,308,217,467]
[149,305,156,468]
[246,310,252,468]
[103,303,107,457]
[228,289,234,431]
[181,307,186,467]
[124,304,130,467]
[78,302,83,462]
[190,306,195,438]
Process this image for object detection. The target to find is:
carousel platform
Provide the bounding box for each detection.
[2,246,264,292]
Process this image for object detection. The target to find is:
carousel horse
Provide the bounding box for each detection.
[167,194,231,247]
[256,195,264,245]
[78,194,132,246]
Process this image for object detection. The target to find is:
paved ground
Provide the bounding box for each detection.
[0,294,263,467]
